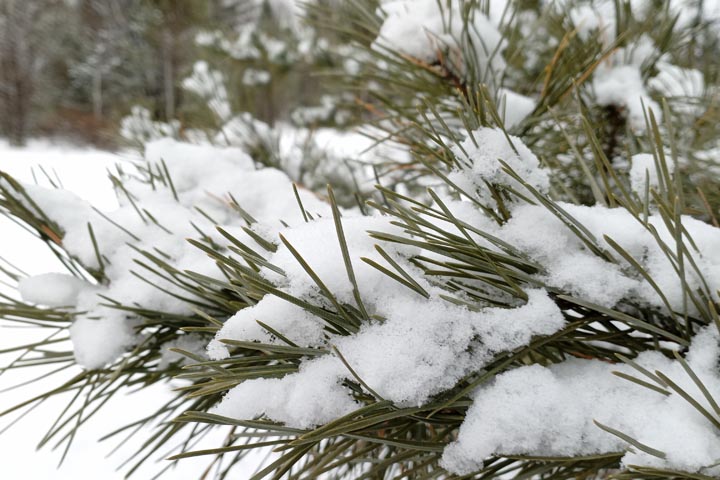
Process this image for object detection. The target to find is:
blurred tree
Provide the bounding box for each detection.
[0,0,43,145]
[142,0,214,121]
[0,0,231,146]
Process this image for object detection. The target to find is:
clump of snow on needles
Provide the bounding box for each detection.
[450,127,550,198]
[372,0,507,82]
[501,201,720,311]
[69,312,139,370]
[10,138,329,369]
[497,88,536,129]
[10,116,720,477]
[564,1,667,132]
[212,286,565,426]
[208,123,720,474]
[211,212,566,425]
[629,153,672,195]
[18,273,90,308]
[569,2,617,40]
[206,296,328,360]
[442,327,720,476]
[649,62,706,117]
[435,128,720,311]
[593,65,659,131]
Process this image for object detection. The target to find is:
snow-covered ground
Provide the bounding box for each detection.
[0,141,257,479]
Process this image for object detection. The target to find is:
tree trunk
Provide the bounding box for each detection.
[92,68,103,120]
[0,0,33,146]
[162,28,175,120]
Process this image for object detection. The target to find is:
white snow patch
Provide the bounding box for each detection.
[593,65,660,131]
[69,310,139,370]
[10,139,330,369]
[372,0,507,82]
[442,327,720,475]
[498,88,536,129]
[629,153,666,195]
[18,273,89,307]
[649,62,705,116]
[450,127,549,198]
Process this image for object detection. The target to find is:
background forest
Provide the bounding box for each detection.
[0,0,335,147]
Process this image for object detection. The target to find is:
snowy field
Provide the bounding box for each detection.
[0,141,259,479]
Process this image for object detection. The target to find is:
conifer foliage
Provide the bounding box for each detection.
[2,1,720,479]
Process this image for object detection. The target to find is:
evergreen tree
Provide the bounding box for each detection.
[2,1,720,479]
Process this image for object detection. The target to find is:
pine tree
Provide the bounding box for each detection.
[2,1,720,479]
